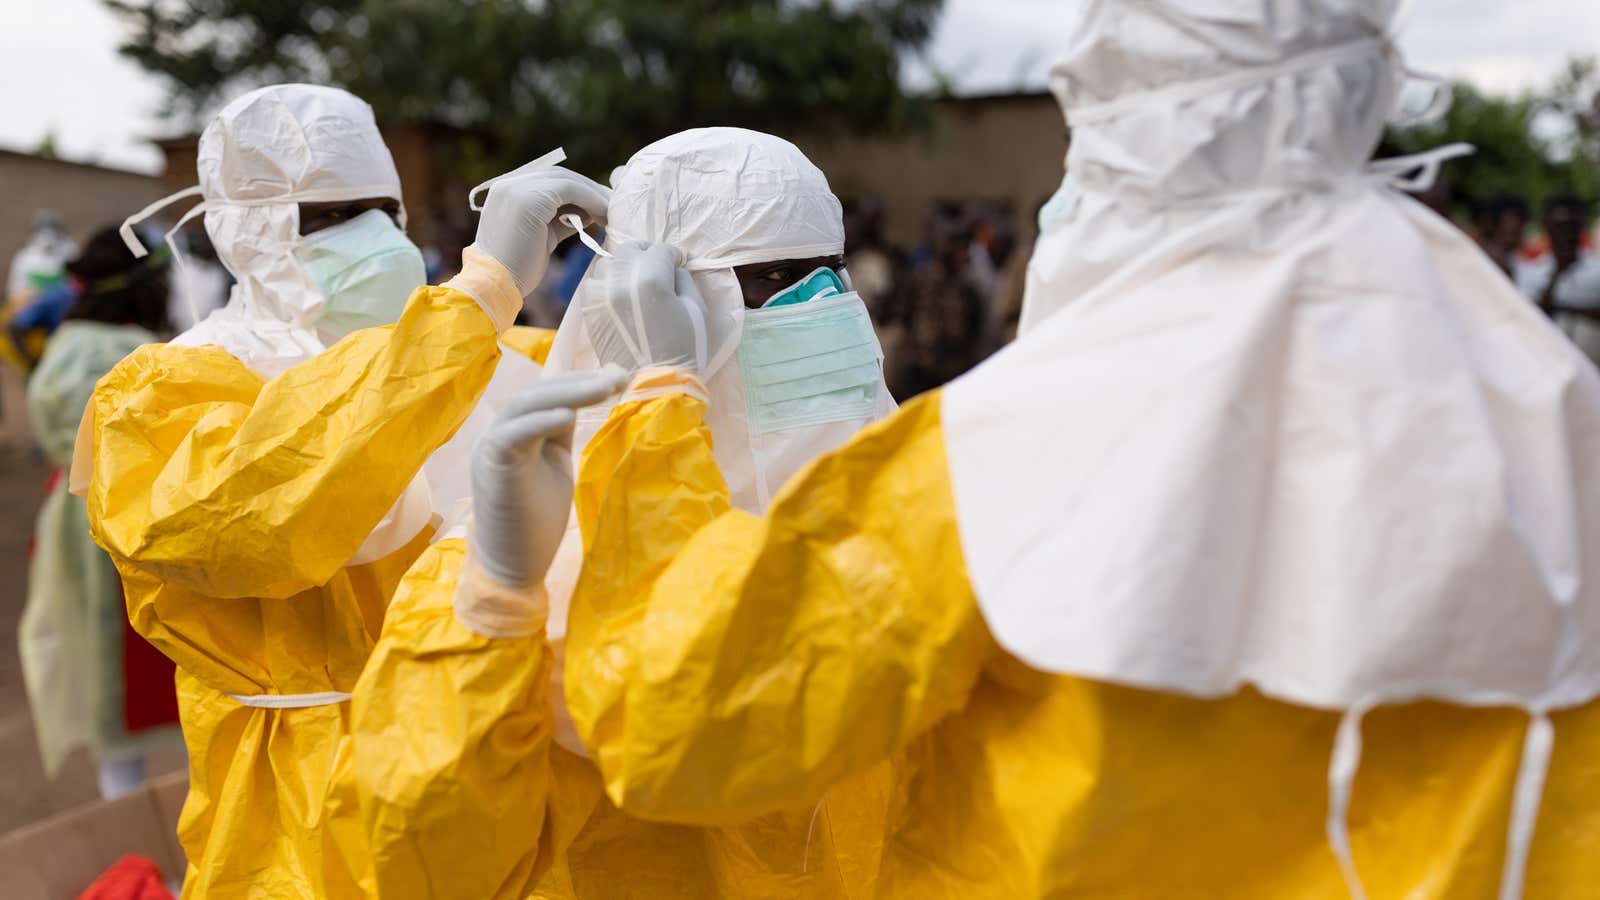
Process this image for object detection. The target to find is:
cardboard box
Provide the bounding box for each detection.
[0,771,186,899]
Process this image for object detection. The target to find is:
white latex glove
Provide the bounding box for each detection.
[465,369,626,597]
[471,164,611,295]
[579,241,708,375]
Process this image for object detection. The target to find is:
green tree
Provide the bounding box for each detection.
[105,0,941,176]
[1387,59,1600,216]
[33,127,59,160]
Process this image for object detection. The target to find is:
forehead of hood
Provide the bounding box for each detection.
[198,84,403,205]
[607,127,843,269]
[1053,0,1398,109]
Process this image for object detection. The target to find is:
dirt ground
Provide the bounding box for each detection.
[0,443,185,835]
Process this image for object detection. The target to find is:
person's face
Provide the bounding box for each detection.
[1546,206,1589,266]
[733,254,846,309]
[1494,209,1527,250]
[298,197,402,236]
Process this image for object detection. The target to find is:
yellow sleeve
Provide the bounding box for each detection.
[84,268,518,600]
[349,538,562,900]
[565,380,996,824]
[501,325,557,365]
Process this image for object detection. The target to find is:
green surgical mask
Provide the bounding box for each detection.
[294,208,426,340]
[739,291,883,434]
[761,265,848,308]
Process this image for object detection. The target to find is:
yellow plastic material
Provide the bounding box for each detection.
[81,281,508,898]
[346,537,892,899]
[502,325,557,365]
[0,295,48,373]
[564,384,1600,898]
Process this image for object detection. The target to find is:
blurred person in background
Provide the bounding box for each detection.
[5,275,78,371]
[992,196,1053,347]
[889,213,989,400]
[165,228,230,334]
[1472,194,1532,275]
[2,211,81,372]
[20,226,182,801]
[6,210,77,300]
[845,196,905,380]
[1517,192,1600,365]
[844,197,898,318]
[966,210,1000,298]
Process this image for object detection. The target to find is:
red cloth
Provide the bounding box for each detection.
[78,855,174,900]
[120,580,179,732]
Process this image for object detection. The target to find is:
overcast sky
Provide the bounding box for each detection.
[3,0,1597,175]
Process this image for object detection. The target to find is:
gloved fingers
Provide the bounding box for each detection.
[479,407,576,464]
[493,168,612,225]
[616,243,681,315]
[672,266,710,372]
[542,169,612,219]
[493,370,628,423]
[672,265,706,314]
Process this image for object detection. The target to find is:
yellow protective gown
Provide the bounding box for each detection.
[502,325,557,366]
[562,372,1600,899]
[77,260,523,899]
[345,540,892,898]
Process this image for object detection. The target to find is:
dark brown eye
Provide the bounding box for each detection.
[758,267,794,284]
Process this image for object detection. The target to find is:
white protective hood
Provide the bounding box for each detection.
[540,127,895,752]
[123,83,409,372]
[939,2,1600,896]
[122,84,541,559]
[546,127,895,508]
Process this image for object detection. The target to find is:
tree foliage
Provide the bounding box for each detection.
[1387,58,1600,216]
[104,0,942,176]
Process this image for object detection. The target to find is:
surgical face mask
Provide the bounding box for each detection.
[762,266,847,308]
[1038,176,1076,234]
[293,208,426,339]
[738,291,883,434]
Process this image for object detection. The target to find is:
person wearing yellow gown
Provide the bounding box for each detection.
[555,3,1600,898]
[345,128,901,898]
[76,83,609,898]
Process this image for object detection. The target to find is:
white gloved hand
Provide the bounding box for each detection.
[471,164,611,295]
[580,241,708,375]
[467,370,627,595]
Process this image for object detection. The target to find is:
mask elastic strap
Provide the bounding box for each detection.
[1499,710,1554,900]
[1367,142,1476,192]
[468,147,568,212]
[120,185,203,258]
[1327,700,1374,900]
[162,201,211,327]
[704,296,742,377]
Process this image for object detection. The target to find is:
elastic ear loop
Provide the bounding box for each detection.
[121,186,208,326]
